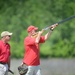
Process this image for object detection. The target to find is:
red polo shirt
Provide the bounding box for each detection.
[0,40,11,63]
[23,36,45,66]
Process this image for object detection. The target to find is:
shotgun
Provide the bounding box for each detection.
[44,15,75,30]
[8,69,14,74]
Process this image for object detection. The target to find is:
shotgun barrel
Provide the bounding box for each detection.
[44,15,75,30]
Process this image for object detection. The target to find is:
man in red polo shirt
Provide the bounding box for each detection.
[0,31,12,75]
[23,24,58,75]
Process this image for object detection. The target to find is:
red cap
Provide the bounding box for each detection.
[27,25,38,32]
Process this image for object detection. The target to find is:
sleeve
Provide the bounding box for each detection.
[7,44,11,56]
[0,43,1,54]
[39,36,45,43]
[0,41,2,54]
[9,45,11,56]
[24,37,36,45]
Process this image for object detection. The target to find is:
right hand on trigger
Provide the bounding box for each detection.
[38,29,44,35]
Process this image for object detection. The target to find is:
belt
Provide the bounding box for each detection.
[0,62,7,64]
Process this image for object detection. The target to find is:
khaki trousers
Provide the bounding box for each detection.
[0,64,8,75]
[26,65,41,75]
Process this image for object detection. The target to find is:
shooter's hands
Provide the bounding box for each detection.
[50,23,58,31]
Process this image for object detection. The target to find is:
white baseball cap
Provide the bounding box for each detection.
[1,31,13,37]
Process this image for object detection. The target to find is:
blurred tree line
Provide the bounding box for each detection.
[0,0,75,58]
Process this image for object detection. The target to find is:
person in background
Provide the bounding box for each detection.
[0,31,13,75]
[23,23,58,75]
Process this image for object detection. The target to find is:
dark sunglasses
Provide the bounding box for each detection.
[7,35,11,37]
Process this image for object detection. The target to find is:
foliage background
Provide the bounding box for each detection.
[0,0,75,58]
